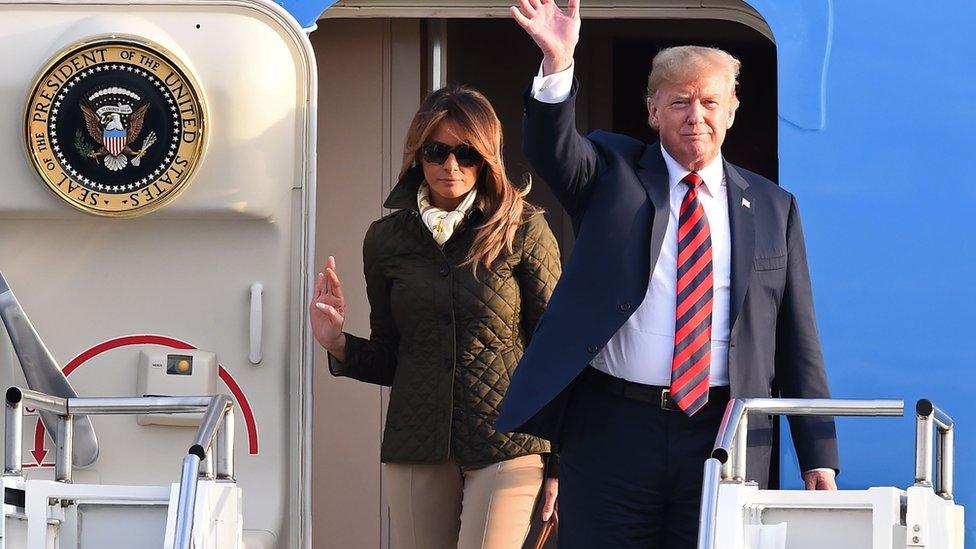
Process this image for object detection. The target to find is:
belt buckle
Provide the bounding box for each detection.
[661,389,679,411]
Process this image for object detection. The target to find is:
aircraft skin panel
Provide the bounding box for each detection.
[743,0,832,130]
[0,1,318,547]
[0,212,296,542]
[0,4,309,219]
[745,2,976,547]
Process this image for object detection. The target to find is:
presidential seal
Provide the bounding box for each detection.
[25,37,207,217]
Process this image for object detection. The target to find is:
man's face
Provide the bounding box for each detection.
[648,72,737,171]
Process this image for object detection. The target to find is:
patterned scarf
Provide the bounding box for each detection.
[417,184,478,245]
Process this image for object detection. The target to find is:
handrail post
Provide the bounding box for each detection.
[55,414,73,483]
[916,399,956,500]
[4,387,23,476]
[192,396,232,454]
[715,400,743,481]
[915,402,934,487]
[719,452,732,481]
[938,426,953,499]
[697,458,723,549]
[216,406,235,481]
[199,451,215,480]
[173,452,203,549]
[172,395,233,548]
[732,413,748,482]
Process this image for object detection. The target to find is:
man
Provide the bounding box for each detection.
[495,0,839,546]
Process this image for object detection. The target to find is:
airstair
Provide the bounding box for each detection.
[0,274,243,549]
[1,389,241,548]
[698,398,965,549]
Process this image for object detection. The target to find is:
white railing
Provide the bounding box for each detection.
[697,398,906,549]
[3,386,235,549]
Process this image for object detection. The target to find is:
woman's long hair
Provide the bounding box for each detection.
[399,84,540,272]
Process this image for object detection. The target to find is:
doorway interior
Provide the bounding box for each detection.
[311,11,778,548]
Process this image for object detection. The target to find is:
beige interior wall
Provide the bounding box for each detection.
[311,19,421,549]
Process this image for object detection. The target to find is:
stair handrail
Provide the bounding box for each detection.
[697,397,905,549]
[3,386,235,549]
[914,398,955,500]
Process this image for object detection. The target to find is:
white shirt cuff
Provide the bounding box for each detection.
[804,468,836,476]
[531,62,574,104]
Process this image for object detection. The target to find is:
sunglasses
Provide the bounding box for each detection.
[420,141,484,167]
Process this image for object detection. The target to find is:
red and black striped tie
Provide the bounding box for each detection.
[670,172,713,416]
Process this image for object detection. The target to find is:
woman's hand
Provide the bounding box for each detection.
[511,0,581,75]
[310,256,347,360]
[540,478,558,522]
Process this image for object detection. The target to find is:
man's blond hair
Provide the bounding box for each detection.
[646,45,741,108]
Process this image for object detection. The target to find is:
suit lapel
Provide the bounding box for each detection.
[725,161,754,330]
[636,143,671,272]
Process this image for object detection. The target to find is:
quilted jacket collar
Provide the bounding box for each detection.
[384,164,424,210]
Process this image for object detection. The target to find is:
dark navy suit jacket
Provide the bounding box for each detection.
[495,83,839,486]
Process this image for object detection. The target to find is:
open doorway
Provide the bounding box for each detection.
[446,17,777,256]
[312,10,778,549]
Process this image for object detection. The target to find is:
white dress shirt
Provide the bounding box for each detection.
[532,63,732,387]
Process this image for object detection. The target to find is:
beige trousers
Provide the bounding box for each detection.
[384,454,544,549]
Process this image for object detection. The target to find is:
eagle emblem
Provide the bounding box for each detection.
[26,38,207,217]
[77,87,157,171]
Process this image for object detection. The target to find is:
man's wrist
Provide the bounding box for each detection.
[802,468,837,485]
[542,55,573,76]
[803,468,836,476]
[532,62,574,104]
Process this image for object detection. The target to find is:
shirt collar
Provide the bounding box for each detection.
[660,144,725,197]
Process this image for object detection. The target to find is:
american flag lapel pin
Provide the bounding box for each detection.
[742,198,751,209]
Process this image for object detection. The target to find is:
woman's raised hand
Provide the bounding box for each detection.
[310,256,347,358]
[511,0,581,75]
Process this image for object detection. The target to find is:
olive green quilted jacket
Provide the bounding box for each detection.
[330,169,561,466]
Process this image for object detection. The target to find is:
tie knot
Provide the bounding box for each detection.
[682,172,704,189]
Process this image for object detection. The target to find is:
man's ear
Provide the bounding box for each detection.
[647,99,660,130]
[727,96,739,129]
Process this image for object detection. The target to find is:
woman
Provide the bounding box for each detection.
[310,84,560,549]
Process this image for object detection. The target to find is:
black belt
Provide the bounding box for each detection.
[580,366,730,412]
